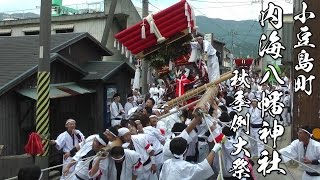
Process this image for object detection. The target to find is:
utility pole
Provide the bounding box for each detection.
[101,0,117,47]
[36,0,51,177]
[141,0,149,95]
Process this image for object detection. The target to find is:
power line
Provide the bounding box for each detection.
[148,1,161,11]
[195,3,254,9]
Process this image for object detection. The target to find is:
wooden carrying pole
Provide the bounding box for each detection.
[167,71,234,108]
[195,86,219,110]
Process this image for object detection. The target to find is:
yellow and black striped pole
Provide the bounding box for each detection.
[36,72,50,156]
[37,0,51,157]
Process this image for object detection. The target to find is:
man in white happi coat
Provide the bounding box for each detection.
[160,105,182,137]
[110,93,125,127]
[281,90,291,126]
[248,98,264,158]
[124,94,136,119]
[89,146,143,180]
[64,133,109,180]
[160,137,221,180]
[149,83,159,105]
[120,127,158,180]
[194,34,220,82]
[280,126,320,180]
[50,119,85,180]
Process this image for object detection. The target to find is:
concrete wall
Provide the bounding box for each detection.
[0,155,34,179]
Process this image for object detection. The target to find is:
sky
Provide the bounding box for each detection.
[0,0,293,21]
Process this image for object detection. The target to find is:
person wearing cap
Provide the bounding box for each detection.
[90,146,143,180]
[160,137,221,180]
[280,126,320,180]
[194,34,220,82]
[50,119,85,180]
[160,104,182,136]
[63,133,109,180]
[124,94,136,119]
[110,93,125,127]
[248,98,264,159]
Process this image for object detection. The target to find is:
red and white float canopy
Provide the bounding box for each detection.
[114,0,197,59]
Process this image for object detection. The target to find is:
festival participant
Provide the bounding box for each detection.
[194,34,220,82]
[280,126,320,180]
[159,137,221,180]
[149,83,159,105]
[110,93,125,127]
[89,146,143,180]
[119,127,158,180]
[63,133,109,180]
[248,98,264,158]
[124,94,136,119]
[104,126,123,147]
[50,119,85,180]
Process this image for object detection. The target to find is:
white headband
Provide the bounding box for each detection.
[173,148,188,159]
[118,127,130,137]
[299,128,313,137]
[112,155,125,161]
[106,129,117,137]
[149,115,158,119]
[95,135,107,146]
[65,119,76,125]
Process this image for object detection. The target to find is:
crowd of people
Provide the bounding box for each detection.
[21,70,295,180]
[16,34,320,180]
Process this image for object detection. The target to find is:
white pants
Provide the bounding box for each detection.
[207,54,220,82]
[198,143,209,163]
[281,107,290,125]
[302,171,320,180]
[111,119,121,127]
[250,127,265,157]
[61,157,75,180]
[137,168,158,180]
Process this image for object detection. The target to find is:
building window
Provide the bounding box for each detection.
[0,32,11,36]
[24,31,40,35]
[56,28,74,33]
[0,29,12,36]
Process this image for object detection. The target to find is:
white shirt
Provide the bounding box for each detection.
[159,158,214,180]
[124,102,135,118]
[248,107,263,125]
[97,149,142,180]
[110,101,124,119]
[163,130,195,162]
[54,130,85,153]
[149,87,159,96]
[72,135,96,179]
[280,139,320,173]
[143,126,166,143]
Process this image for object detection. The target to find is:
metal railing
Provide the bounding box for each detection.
[0,1,104,21]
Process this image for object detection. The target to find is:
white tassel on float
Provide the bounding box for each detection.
[117,42,120,50]
[125,48,129,58]
[129,53,133,63]
[121,44,125,54]
[169,61,173,71]
[141,20,146,39]
[133,64,141,90]
[185,2,191,33]
[114,39,117,48]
